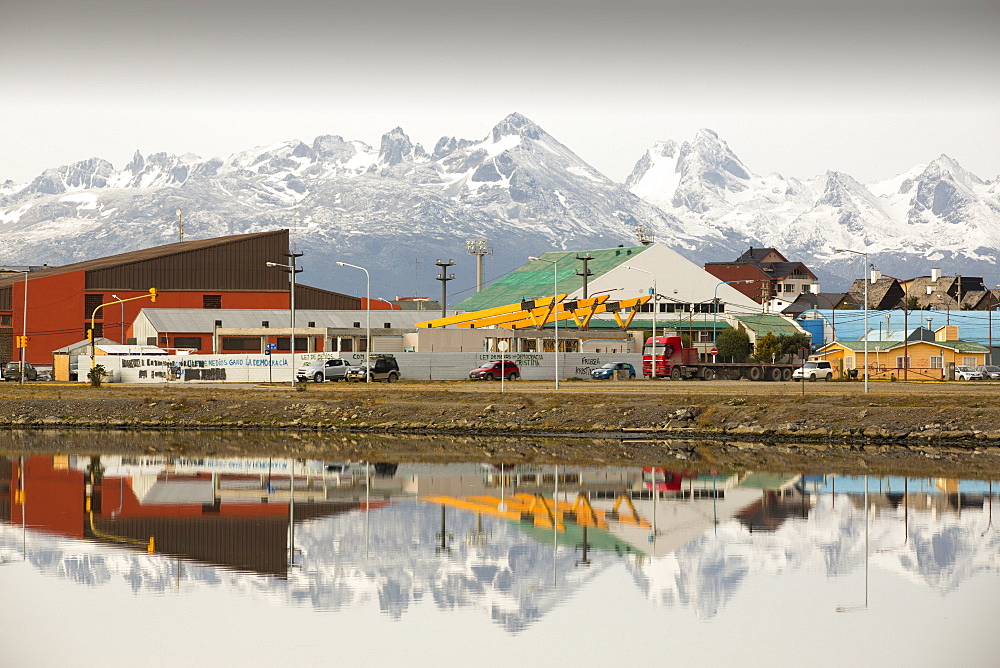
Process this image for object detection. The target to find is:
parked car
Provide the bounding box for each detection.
[295,358,352,382]
[3,361,38,382]
[954,365,984,380]
[346,355,400,382]
[591,362,636,380]
[792,360,834,381]
[469,360,520,381]
[975,365,1000,380]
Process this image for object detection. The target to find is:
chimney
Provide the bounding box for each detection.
[810,283,820,294]
[931,268,941,282]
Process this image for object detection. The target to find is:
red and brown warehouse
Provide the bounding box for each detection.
[0,230,392,366]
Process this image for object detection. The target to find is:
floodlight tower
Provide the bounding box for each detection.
[466,239,492,292]
[634,225,655,246]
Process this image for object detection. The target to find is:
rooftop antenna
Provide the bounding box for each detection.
[634,225,655,246]
[466,238,493,292]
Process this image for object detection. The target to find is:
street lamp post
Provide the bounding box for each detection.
[529,256,560,389]
[836,249,870,393]
[111,294,125,345]
[337,261,371,383]
[624,266,656,378]
[18,271,28,385]
[712,280,755,353]
[266,253,303,388]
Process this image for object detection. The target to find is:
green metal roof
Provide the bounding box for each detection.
[732,314,803,337]
[454,245,652,312]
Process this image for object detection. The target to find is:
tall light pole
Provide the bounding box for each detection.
[19,271,28,385]
[337,261,371,383]
[267,253,303,388]
[466,239,492,293]
[111,294,124,344]
[836,248,869,393]
[712,279,755,351]
[529,256,560,389]
[435,259,455,319]
[624,266,656,378]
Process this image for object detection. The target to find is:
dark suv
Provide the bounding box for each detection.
[346,355,400,383]
[469,361,520,381]
[3,361,38,382]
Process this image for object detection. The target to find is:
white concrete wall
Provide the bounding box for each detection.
[81,351,644,383]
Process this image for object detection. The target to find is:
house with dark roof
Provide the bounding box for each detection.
[844,276,905,310]
[900,271,991,311]
[0,230,391,365]
[704,247,818,307]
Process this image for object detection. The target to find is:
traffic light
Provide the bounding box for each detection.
[87,328,93,342]
[15,335,26,348]
[148,287,157,302]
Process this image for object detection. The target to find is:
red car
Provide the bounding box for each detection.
[469,361,520,381]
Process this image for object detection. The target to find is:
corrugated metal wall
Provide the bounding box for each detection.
[295,285,361,310]
[85,231,290,291]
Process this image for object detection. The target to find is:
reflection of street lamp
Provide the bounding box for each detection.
[837,475,869,612]
[529,256,560,389]
[267,255,303,388]
[624,266,656,377]
[336,262,370,383]
[836,249,870,393]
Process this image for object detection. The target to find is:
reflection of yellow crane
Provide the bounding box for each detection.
[425,492,650,532]
[88,512,155,552]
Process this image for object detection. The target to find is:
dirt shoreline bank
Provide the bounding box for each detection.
[2,381,1000,477]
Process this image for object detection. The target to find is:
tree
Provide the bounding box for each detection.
[753,332,782,362]
[716,328,751,362]
[777,332,813,360]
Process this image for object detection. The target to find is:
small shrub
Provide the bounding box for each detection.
[87,365,107,387]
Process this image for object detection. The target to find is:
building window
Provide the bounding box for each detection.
[384,322,391,329]
[84,294,104,318]
[801,284,811,293]
[146,337,157,346]
[844,356,854,369]
[895,356,911,369]
[277,337,308,352]
[929,356,944,369]
[203,295,222,309]
[174,336,202,349]
[783,284,794,293]
[338,338,353,352]
[214,320,223,327]
[222,337,261,352]
[308,321,315,328]
[261,321,269,328]
[963,356,977,366]
[0,315,10,327]
[353,321,361,328]
[698,331,713,343]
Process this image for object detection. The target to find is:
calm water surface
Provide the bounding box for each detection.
[1,452,998,666]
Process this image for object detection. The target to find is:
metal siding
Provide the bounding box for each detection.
[86,231,289,291]
[295,285,362,310]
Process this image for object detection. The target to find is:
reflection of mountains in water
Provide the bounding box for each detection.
[2,492,998,631]
[631,494,1000,620]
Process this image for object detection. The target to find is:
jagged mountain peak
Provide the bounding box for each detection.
[491,112,545,141]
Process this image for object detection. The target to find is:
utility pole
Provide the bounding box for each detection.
[436,259,455,320]
[176,209,183,242]
[465,239,492,292]
[575,254,593,299]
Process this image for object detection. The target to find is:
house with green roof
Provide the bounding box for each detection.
[813,326,989,381]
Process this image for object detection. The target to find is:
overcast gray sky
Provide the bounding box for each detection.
[2,0,997,184]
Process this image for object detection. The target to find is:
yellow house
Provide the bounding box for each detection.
[814,327,988,381]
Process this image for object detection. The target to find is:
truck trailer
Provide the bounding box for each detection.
[643,335,798,381]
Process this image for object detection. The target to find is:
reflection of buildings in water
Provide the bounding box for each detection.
[2,458,998,630]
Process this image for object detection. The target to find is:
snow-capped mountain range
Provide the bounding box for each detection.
[1,114,997,298]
